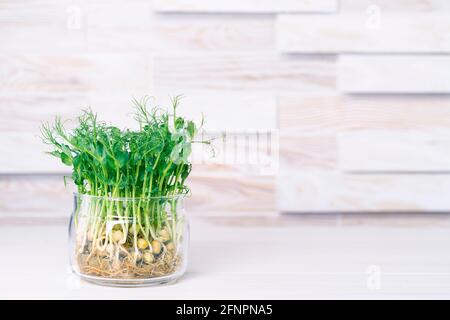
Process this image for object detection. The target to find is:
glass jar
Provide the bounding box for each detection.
[69,194,189,286]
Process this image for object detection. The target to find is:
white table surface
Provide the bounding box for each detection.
[1,214,450,299]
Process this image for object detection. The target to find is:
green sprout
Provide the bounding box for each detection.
[40,96,209,279]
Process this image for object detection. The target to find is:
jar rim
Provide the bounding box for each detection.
[73,192,187,201]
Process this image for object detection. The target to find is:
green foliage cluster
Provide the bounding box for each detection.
[40,96,204,199]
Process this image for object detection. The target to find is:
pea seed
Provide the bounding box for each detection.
[137,238,148,250]
[166,242,175,252]
[159,228,171,242]
[151,240,162,254]
[112,230,123,242]
[143,251,154,264]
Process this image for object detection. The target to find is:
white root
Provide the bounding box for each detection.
[75,201,186,279]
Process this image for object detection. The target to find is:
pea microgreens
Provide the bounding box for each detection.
[41,96,210,280]
[40,96,207,199]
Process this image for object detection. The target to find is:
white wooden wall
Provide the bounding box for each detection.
[1,0,450,218]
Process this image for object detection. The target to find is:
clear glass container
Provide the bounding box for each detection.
[69,194,189,287]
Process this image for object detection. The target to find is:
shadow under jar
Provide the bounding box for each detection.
[69,194,189,287]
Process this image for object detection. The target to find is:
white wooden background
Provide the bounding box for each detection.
[1,0,450,218]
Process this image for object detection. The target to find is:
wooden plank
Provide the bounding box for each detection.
[0,93,276,133]
[280,95,450,136]
[87,4,275,52]
[107,93,278,131]
[277,13,450,53]
[0,173,275,216]
[152,0,338,13]
[280,135,337,170]
[145,15,275,52]
[338,55,450,93]
[154,54,336,93]
[187,173,276,212]
[0,54,152,96]
[279,171,450,212]
[338,130,450,172]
